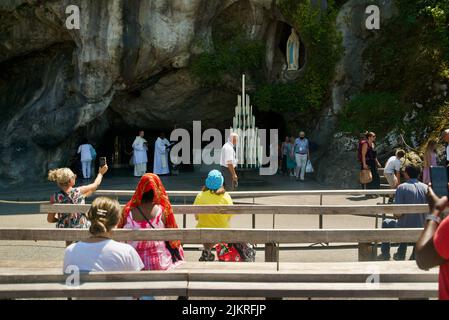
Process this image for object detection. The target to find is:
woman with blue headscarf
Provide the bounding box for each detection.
[194,170,234,261]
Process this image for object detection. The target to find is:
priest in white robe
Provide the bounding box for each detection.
[153,132,170,175]
[132,131,148,177]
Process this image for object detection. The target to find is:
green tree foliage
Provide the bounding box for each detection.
[254,0,343,126]
[339,0,449,138]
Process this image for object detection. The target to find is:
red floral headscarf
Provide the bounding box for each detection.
[119,173,181,249]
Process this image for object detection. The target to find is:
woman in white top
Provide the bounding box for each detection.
[63,197,145,299]
[77,138,94,179]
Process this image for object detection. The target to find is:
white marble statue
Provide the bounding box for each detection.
[286,28,300,71]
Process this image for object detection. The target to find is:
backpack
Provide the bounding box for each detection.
[215,243,256,262]
[357,140,367,163]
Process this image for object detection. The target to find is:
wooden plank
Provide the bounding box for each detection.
[39,203,436,215]
[358,243,375,262]
[186,271,437,283]
[0,267,437,284]
[0,228,424,243]
[0,281,188,299]
[0,281,437,299]
[0,270,188,284]
[187,282,438,298]
[2,261,434,278]
[95,189,396,197]
[265,243,279,262]
[0,270,436,285]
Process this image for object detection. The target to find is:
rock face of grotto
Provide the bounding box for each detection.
[0,0,412,188]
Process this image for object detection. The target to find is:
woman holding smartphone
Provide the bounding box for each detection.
[47,164,108,246]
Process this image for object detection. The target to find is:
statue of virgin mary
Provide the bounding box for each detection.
[286,29,300,71]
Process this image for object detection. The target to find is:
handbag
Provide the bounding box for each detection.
[136,207,183,263]
[230,243,256,262]
[306,160,314,173]
[215,243,256,262]
[90,145,97,160]
[360,169,373,184]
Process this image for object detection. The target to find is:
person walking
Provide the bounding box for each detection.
[360,132,381,190]
[286,137,297,177]
[194,170,233,261]
[423,139,438,184]
[378,164,428,261]
[77,138,95,179]
[281,136,289,175]
[220,133,238,191]
[294,131,310,182]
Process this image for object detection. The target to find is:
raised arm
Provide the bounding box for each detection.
[78,165,108,197]
[47,194,58,223]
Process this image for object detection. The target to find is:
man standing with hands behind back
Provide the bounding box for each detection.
[220,133,238,191]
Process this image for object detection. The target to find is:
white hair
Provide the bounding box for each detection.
[228,132,238,144]
[444,129,449,135]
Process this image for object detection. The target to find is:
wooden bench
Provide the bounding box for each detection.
[95,189,398,228]
[0,261,437,299]
[0,227,425,262]
[39,202,437,259]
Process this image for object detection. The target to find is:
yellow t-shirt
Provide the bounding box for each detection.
[194,190,233,228]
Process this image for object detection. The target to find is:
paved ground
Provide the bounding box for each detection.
[0,168,408,270]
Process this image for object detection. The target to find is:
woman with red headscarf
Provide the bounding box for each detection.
[120,173,184,270]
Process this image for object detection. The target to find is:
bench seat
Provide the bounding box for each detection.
[0,261,438,299]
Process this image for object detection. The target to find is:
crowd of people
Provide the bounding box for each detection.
[75,131,175,181]
[353,129,449,299]
[48,129,449,300]
[280,131,312,181]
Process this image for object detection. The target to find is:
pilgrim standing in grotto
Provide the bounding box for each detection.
[153,132,171,175]
[132,130,148,177]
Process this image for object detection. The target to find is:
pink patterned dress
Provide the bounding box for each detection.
[423,151,437,184]
[123,205,184,270]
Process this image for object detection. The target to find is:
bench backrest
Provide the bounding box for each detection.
[0,227,423,243]
[40,203,435,216]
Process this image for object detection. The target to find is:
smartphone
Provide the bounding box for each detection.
[99,157,107,167]
[430,166,448,198]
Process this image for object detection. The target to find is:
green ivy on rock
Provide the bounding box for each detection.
[254,0,343,128]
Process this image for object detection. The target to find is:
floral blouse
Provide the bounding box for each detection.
[50,188,89,229]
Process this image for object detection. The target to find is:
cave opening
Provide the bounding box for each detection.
[90,124,197,178]
[277,22,306,70]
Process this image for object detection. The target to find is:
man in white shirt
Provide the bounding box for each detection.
[220,133,238,191]
[384,149,406,189]
[132,131,148,177]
